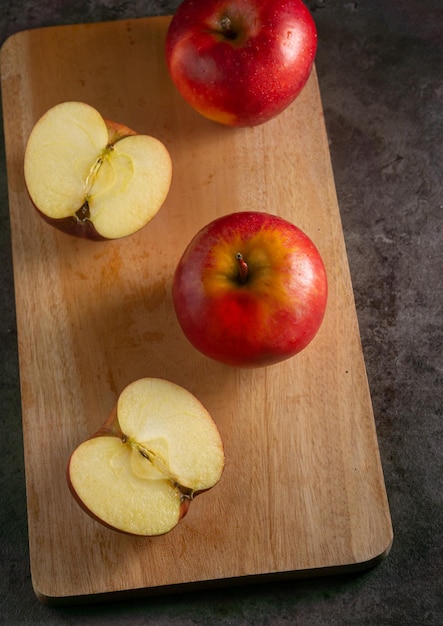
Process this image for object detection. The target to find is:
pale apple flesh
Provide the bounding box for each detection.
[67,378,225,536]
[173,211,328,367]
[165,0,318,127]
[24,101,172,240]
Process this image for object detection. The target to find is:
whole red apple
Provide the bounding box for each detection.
[172,212,327,367]
[165,0,317,127]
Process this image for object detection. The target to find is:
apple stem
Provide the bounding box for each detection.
[220,16,236,40]
[236,252,249,283]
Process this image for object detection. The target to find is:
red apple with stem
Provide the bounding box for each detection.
[165,0,317,127]
[172,211,328,368]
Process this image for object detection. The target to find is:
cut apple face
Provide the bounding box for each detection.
[67,378,225,536]
[24,101,172,239]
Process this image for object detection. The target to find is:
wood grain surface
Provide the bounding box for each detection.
[0,16,392,604]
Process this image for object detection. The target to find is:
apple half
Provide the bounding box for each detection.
[67,378,225,536]
[24,101,172,240]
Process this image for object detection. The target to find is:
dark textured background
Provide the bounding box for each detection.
[1,1,442,623]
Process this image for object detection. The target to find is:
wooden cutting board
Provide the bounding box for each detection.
[0,16,392,604]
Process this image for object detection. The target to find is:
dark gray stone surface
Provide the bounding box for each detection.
[1,1,441,623]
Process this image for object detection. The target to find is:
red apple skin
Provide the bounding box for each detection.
[172,211,327,368]
[30,120,137,241]
[165,0,317,127]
